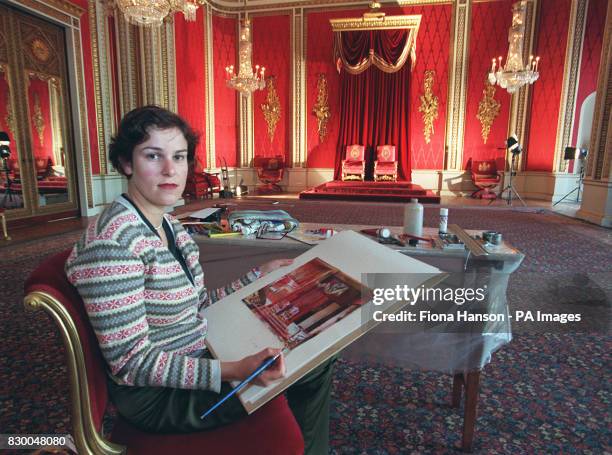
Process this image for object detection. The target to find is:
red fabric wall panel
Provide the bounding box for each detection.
[463,0,513,170]
[252,15,291,163]
[175,8,207,167]
[0,75,15,146]
[212,14,238,167]
[400,4,451,170]
[27,78,53,160]
[305,10,351,168]
[525,0,571,171]
[571,0,607,147]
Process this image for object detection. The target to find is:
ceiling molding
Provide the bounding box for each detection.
[205,0,451,14]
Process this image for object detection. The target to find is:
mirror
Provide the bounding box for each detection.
[26,70,69,207]
[0,63,25,210]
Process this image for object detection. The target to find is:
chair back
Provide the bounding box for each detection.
[7,158,20,179]
[471,160,498,177]
[253,155,284,171]
[376,145,396,163]
[24,249,125,455]
[345,145,365,162]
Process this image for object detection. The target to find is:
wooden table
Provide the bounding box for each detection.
[194,222,524,452]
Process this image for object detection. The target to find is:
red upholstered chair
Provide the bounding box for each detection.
[374,145,398,182]
[34,156,52,180]
[24,250,304,455]
[204,172,222,197]
[6,158,20,181]
[184,158,221,200]
[341,145,365,181]
[184,170,210,200]
[470,160,501,199]
[253,155,284,193]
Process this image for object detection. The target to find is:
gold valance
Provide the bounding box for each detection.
[330,6,421,74]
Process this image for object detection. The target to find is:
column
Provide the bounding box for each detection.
[577,0,612,227]
[445,0,471,171]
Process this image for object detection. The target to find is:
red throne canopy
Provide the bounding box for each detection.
[333,26,415,182]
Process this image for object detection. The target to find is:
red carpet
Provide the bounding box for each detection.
[299,180,440,203]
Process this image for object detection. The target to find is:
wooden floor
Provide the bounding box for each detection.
[0,194,581,247]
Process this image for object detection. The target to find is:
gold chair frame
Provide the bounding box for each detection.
[24,291,126,455]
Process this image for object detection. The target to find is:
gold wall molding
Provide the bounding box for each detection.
[9,0,73,26]
[90,0,109,174]
[312,72,331,142]
[553,0,588,172]
[236,12,254,167]
[163,21,178,113]
[476,80,501,144]
[445,0,471,170]
[585,0,611,180]
[418,70,439,144]
[508,0,537,172]
[292,7,306,167]
[204,4,217,169]
[0,64,17,135]
[261,75,281,142]
[71,24,94,209]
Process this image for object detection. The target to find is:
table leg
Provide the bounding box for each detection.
[0,212,9,240]
[452,373,463,408]
[462,371,481,452]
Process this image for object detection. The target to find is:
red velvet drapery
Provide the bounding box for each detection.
[334,29,411,181]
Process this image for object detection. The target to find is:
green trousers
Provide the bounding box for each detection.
[108,357,336,455]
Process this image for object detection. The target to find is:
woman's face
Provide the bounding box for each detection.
[121,127,189,213]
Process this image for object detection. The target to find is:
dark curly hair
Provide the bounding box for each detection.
[109,105,199,177]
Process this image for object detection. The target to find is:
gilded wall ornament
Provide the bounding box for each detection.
[418,70,439,144]
[31,38,51,63]
[32,92,45,146]
[312,73,331,142]
[476,81,501,144]
[261,75,281,143]
[4,96,15,136]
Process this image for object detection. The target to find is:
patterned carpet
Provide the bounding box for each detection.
[1,201,610,453]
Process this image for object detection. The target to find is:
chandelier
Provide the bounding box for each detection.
[225,19,266,97]
[488,0,540,94]
[116,0,200,27]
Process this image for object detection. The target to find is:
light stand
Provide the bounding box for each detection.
[553,147,588,206]
[490,135,526,206]
[0,132,14,209]
[0,158,15,209]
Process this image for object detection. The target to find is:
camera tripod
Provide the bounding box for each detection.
[1,158,16,209]
[553,160,585,206]
[490,152,526,206]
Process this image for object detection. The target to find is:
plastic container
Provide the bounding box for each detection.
[439,208,448,235]
[403,199,423,237]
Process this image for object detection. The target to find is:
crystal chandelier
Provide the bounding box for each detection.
[225,19,266,97]
[116,0,200,27]
[488,1,540,94]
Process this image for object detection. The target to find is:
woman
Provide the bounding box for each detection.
[65,106,333,454]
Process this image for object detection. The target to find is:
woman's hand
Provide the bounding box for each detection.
[258,259,293,277]
[221,347,286,386]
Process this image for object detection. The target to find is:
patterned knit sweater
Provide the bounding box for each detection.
[65,196,260,393]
